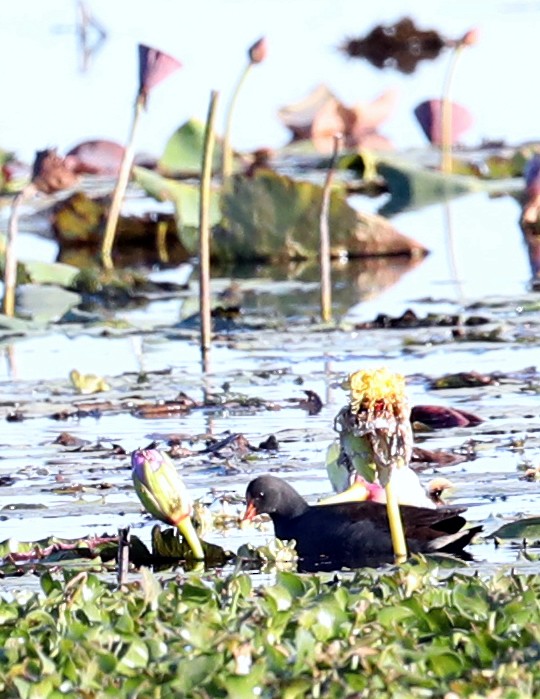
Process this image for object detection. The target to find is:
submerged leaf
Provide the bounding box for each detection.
[489,517,540,541]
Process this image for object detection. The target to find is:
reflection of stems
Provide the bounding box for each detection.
[117,527,130,587]
[222,63,253,181]
[385,476,407,564]
[101,94,145,271]
[443,198,465,317]
[2,184,36,317]
[440,44,464,174]
[199,90,220,357]
[155,220,169,263]
[319,134,341,322]
[4,344,17,379]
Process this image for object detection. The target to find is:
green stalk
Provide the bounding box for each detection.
[440,44,465,174]
[385,477,407,564]
[2,184,36,317]
[199,90,220,356]
[101,94,145,270]
[319,134,341,322]
[176,514,204,560]
[221,63,253,180]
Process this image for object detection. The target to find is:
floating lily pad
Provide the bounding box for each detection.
[489,517,540,541]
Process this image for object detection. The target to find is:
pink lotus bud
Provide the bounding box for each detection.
[460,28,479,47]
[248,37,267,65]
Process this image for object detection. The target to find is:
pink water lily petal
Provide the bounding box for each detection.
[138,44,182,102]
[414,99,473,145]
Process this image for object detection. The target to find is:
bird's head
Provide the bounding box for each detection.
[243,476,307,521]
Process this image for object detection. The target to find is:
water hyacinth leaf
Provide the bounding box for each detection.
[221,665,266,699]
[282,680,313,699]
[293,627,316,673]
[377,604,417,627]
[171,656,221,694]
[264,584,293,612]
[452,583,490,619]
[298,601,348,641]
[488,517,540,541]
[275,571,306,598]
[159,119,222,175]
[425,648,464,678]
[116,638,149,674]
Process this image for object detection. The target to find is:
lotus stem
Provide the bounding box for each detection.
[2,184,36,317]
[101,94,145,271]
[440,44,464,174]
[222,63,253,181]
[176,514,205,560]
[319,134,342,323]
[199,90,220,357]
[385,477,407,564]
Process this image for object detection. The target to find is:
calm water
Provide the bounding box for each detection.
[1,0,538,161]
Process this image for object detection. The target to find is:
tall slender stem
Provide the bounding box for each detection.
[221,63,252,181]
[101,94,144,270]
[440,44,464,174]
[385,476,407,564]
[199,90,220,357]
[319,134,341,323]
[2,184,36,317]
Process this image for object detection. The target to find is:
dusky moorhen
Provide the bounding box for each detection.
[243,475,482,571]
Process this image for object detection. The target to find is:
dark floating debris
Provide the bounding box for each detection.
[341,17,448,74]
[354,308,490,330]
[411,404,483,429]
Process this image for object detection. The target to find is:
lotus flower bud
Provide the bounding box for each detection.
[131,448,204,559]
[248,37,267,65]
[459,28,479,47]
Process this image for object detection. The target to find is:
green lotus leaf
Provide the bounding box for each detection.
[159,118,223,175]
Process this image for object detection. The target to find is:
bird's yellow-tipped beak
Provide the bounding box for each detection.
[319,480,371,505]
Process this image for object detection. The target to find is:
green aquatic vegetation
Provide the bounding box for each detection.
[0,562,539,697]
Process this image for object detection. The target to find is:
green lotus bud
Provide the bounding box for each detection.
[131,448,204,560]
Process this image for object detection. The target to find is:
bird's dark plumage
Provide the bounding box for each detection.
[244,475,482,571]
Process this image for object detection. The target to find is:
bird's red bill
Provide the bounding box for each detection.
[242,499,258,522]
